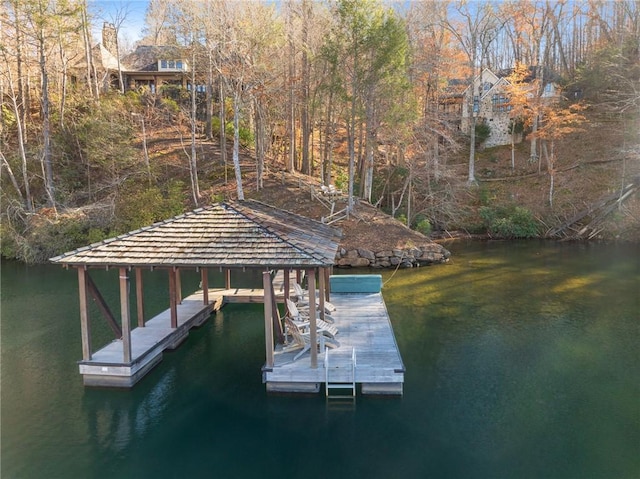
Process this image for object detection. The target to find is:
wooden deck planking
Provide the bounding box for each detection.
[264,292,405,395]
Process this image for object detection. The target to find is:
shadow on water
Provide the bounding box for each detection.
[1,240,639,478]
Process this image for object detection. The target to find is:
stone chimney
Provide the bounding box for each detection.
[102,22,117,55]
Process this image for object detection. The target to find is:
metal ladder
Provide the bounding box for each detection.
[324,347,356,399]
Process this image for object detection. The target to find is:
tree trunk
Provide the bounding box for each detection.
[219,76,227,184]
[205,54,214,139]
[361,96,376,202]
[254,98,265,190]
[189,56,200,206]
[511,126,516,170]
[0,152,25,205]
[11,1,27,136]
[300,1,311,175]
[38,25,55,207]
[323,90,334,187]
[286,4,295,173]
[546,140,555,208]
[80,2,98,100]
[232,92,245,200]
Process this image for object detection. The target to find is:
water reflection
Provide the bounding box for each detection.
[83,366,176,452]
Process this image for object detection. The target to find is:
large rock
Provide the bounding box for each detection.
[335,241,450,269]
[358,248,376,260]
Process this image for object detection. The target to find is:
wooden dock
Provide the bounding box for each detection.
[79,290,214,387]
[79,277,405,395]
[263,292,405,396]
[79,286,289,387]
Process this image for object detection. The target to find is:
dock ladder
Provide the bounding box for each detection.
[324,347,356,400]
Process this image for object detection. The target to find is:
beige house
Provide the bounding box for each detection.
[70,23,190,94]
[460,68,560,148]
[121,45,189,93]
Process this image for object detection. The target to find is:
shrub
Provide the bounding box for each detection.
[4,212,94,263]
[210,117,253,147]
[475,122,491,146]
[332,168,349,192]
[479,205,539,238]
[114,180,186,233]
[415,218,432,235]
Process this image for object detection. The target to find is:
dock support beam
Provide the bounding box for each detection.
[77,267,92,361]
[168,268,178,328]
[263,272,274,368]
[323,267,331,301]
[201,268,209,305]
[119,267,132,363]
[175,269,182,304]
[307,269,318,368]
[318,269,326,322]
[135,268,145,327]
[283,268,290,305]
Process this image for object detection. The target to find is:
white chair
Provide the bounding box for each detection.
[293,282,336,314]
[285,299,338,338]
[283,317,340,361]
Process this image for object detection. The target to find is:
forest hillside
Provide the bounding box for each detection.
[1,0,639,263]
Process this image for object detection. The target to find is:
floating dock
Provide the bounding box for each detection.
[263,291,405,395]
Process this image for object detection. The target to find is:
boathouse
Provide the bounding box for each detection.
[50,200,404,395]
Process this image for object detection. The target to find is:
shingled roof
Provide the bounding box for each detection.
[50,200,342,268]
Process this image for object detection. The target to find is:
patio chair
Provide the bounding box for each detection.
[283,317,340,361]
[285,299,338,338]
[293,282,337,314]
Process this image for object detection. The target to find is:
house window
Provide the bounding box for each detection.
[483,82,493,92]
[187,83,206,93]
[159,60,185,71]
[473,95,480,113]
[544,83,553,95]
[492,94,512,112]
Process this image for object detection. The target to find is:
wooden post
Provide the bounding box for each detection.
[225,268,231,289]
[307,269,318,368]
[201,267,209,305]
[324,267,331,301]
[318,269,326,322]
[175,268,182,304]
[135,268,145,327]
[270,280,285,344]
[119,267,132,363]
[263,271,274,368]
[169,269,178,328]
[77,267,92,361]
[283,269,291,315]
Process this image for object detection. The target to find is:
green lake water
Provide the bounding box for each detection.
[1,240,639,478]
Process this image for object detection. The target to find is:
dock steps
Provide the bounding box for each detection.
[325,347,356,399]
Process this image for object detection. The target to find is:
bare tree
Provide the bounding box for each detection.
[444,0,502,185]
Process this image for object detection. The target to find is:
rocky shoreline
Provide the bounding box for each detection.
[335,242,451,269]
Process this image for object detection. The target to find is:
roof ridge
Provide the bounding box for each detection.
[223,201,323,263]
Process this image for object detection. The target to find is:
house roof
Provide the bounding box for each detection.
[121,45,185,72]
[50,200,342,269]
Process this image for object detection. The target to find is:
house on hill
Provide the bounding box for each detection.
[121,45,190,93]
[71,23,191,94]
[455,67,561,149]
